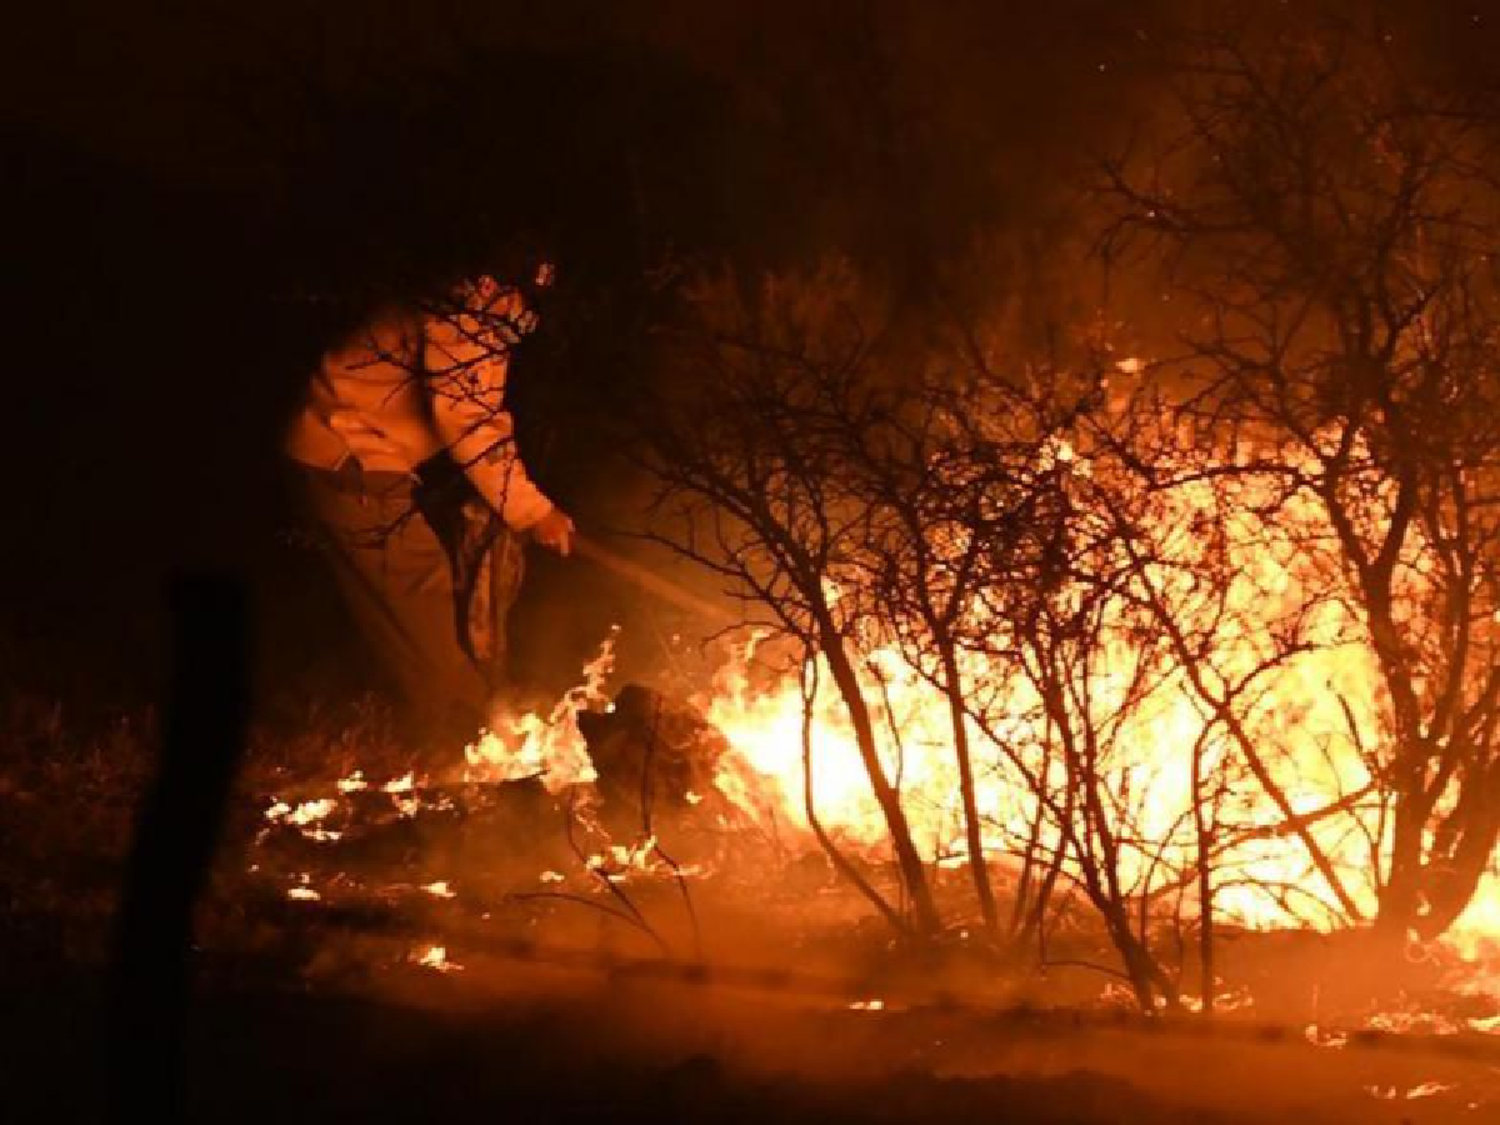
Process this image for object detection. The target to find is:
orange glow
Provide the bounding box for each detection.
[475,406,1500,957]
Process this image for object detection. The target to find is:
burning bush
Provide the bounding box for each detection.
[635,32,1500,999]
[1099,9,1500,944]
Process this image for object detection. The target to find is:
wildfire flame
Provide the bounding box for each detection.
[632,411,1499,955]
[463,628,616,790]
[256,404,1500,996]
[454,437,1500,953]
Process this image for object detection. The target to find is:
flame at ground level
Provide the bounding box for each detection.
[464,616,1500,957]
[467,462,1500,959]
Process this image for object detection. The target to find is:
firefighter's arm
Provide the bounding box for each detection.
[423,296,558,533]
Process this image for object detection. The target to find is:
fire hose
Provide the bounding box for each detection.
[571,532,740,628]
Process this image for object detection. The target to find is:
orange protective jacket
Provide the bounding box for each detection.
[286,284,555,531]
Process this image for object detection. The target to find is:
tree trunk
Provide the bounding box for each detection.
[1376,788,1432,941]
[940,642,999,933]
[819,622,941,936]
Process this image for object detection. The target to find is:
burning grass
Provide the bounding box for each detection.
[8,663,1500,1121]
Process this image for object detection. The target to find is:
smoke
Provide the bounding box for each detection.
[5,0,1495,698]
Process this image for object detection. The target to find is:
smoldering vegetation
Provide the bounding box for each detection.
[10,2,1500,1122]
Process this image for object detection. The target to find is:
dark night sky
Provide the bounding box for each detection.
[5,0,1500,707]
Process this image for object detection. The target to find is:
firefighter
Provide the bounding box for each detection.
[285,265,574,740]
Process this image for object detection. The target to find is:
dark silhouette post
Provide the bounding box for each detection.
[109,575,251,1122]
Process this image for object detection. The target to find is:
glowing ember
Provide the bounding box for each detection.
[265,798,343,842]
[383,772,415,794]
[286,873,320,902]
[391,793,421,818]
[1366,1082,1458,1101]
[286,799,336,825]
[1305,1026,1349,1049]
[1182,987,1254,1014]
[415,944,462,973]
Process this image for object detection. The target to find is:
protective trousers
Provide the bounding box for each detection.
[297,455,524,736]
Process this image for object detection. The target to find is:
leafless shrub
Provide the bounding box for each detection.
[640,260,1251,1008]
[1099,10,1500,942]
